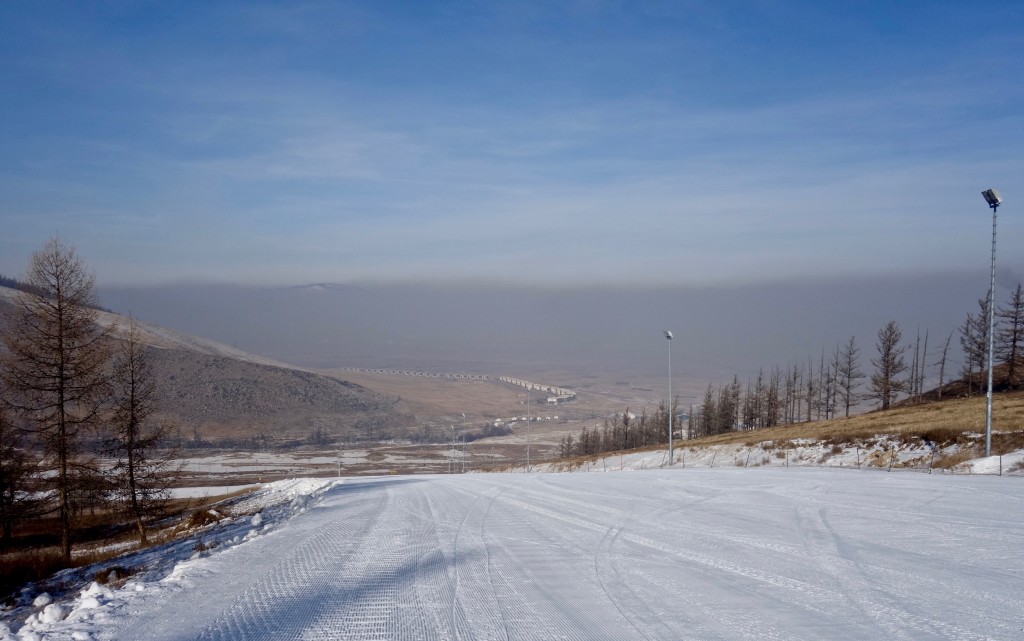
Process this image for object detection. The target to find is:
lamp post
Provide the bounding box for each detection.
[449,425,456,474]
[665,330,673,465]
[982,188,1003,458]
[461,413,467,473]
[526,393,531,473]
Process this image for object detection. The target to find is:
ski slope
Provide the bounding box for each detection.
[12,468,1024,640]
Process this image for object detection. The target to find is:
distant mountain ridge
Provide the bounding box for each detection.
[0,284,415,446]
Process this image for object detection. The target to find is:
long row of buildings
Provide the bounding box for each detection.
[339,367,489,380]
[497,376,577,404]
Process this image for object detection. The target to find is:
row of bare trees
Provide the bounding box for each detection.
[559,401,675,459]
[557,285,1024,457]
[0,238,175,559]
[959,285,1024,394]
[690,285,1024,439]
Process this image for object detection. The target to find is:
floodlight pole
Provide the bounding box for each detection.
[526,394,531,473]
[983,189,1003,458]
[665,330,673,465]
[449,425,456,474]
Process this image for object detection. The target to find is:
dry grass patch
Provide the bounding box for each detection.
[682,391,1024,449]
[933,448,982,470]
[0,546,134,603]
[94,564,138,587]
[178,506,229,532]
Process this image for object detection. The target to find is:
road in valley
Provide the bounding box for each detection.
[101,468,1023,641]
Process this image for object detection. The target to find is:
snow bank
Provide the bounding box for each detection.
[1,478,342,640]
[969,450,1024,474]
[534,437,1024,476]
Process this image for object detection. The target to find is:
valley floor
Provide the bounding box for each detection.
[8,468,1024,640]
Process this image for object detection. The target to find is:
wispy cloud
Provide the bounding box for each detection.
[1,2,1021,286]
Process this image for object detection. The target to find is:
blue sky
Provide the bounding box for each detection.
[1,1,1022,286]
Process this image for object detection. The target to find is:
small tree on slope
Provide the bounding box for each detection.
[869,321,908,410]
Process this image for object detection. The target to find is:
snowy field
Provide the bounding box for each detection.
[5,468,1023,640]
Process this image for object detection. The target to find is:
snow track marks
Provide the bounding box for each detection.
[97,470,1024,641]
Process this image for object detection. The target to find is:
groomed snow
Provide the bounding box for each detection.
[3,469,1022,640]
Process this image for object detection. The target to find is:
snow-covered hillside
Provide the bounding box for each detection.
[4,469,1022,640]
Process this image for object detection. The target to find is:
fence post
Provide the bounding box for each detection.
[888,448,895,472]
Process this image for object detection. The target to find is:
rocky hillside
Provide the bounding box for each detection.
[0,285,415,445]
[148,348,412,442]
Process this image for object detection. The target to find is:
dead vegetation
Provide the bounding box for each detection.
[539,390,1024,472]
[0,489,253,603]
[684,390,1024,449]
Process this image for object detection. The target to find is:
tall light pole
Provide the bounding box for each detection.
[665,330,673,465]
[526,393,531,473]
[982,188,1003,458]
[461,413,467,473]
[449,425,456,474]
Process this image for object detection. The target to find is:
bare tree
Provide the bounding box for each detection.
[107,319,176,544]
[0,238,113,560]
[869,321,908,410]
[816,350,827,420]
[997,284,1024,387]
[909,327,921,401]
[836,336,864,417]
[918,329,929,400]
[0,405,39,546]
[960,298,990,396]
[804,357,815,422]
[936,330,954,400]
[765,367,782,427]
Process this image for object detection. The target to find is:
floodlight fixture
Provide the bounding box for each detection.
[982,188,1003,210]
[665,330,673,340]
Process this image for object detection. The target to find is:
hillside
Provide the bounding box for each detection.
[545,390,1024,475]
[0,285,415,445]
[689,389,1024,451]
[147,349,411,443]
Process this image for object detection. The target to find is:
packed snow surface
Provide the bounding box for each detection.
[6,469,1023,640]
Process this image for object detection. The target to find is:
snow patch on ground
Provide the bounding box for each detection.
[531,436,1024,476]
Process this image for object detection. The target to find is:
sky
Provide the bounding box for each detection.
[1,1,1022,287]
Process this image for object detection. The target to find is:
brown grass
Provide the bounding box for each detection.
[179,507,229,532]
[0,489,250,602]
[0,546,132,603]
[932,448,982,470]
[94,564,138,587]
[685,391,1024,448]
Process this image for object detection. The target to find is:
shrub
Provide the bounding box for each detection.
[181,508,227,531]
[94,565,136,586]
[919,427,964,445]
[932,448,980,470]
[0,549,67,602]
[993,430,1024,455]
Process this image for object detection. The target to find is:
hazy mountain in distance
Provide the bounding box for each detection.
[0,285,414,444]
[100,270,1008,385]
